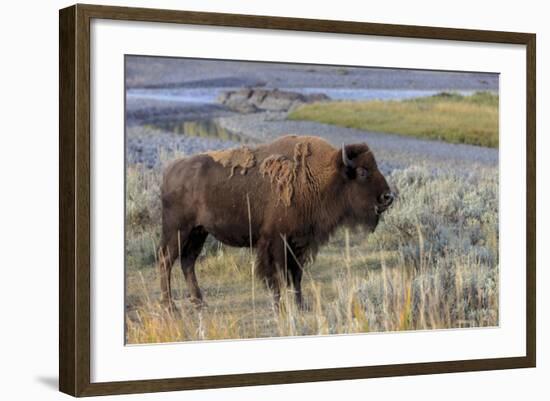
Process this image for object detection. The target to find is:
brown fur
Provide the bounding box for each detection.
[157,135,393,311]
[259,154,296,206]
[208,145,256,177]
[259,142,316,207]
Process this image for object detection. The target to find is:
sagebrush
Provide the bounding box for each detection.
[125,150,498,343]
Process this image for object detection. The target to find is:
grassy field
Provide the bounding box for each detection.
[288,92,499,147]
[125,149,499,343]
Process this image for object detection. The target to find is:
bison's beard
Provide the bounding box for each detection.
[345,210,380,233]
[364,213,380,232]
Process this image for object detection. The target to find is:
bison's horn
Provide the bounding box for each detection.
[342,143,354,168]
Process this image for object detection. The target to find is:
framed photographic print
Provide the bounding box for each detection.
[59,4,536,397]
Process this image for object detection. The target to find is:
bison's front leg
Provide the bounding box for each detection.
[256,238,282,309]
[284,241,309,310]
[288,260,304,309]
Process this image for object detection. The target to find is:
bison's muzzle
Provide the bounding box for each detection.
[375,191,395,215]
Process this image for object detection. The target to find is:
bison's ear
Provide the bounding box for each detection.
[339,143,369,179]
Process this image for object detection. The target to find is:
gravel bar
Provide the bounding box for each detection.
[215,112,498,172]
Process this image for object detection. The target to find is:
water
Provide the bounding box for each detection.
[146,119,249,143]
[292,88,475,101]
[127,87,476,105]
[128,87,228,104]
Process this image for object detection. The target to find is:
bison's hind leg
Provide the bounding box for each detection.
[158,224,208,312]
[157,230,181,314]
[157,211,196,313]
[179,226,208,308]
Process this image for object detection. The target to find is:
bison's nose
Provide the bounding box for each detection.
[378,191,395,208]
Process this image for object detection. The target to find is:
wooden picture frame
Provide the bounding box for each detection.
[59,3,536,397]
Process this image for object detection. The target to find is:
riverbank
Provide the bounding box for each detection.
[127,108,498,175]
[214,111,498,171]
[289,91,499,147]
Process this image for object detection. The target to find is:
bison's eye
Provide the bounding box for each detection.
[356,167,370,180]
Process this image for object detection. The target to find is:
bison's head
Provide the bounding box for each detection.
[338,143,394,230]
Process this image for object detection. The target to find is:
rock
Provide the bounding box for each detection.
[217,88,329,113]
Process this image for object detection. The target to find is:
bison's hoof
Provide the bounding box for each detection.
[190,297,208,310]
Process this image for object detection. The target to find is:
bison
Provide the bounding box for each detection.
[157,135,394,311]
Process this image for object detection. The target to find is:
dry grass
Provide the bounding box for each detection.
[125,155,499,344]
[288,92,499,147]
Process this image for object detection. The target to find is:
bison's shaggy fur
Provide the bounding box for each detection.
[260,154,296,207]
[157,135,393,310]
[208,145,256,177]
[258,141,316,207]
